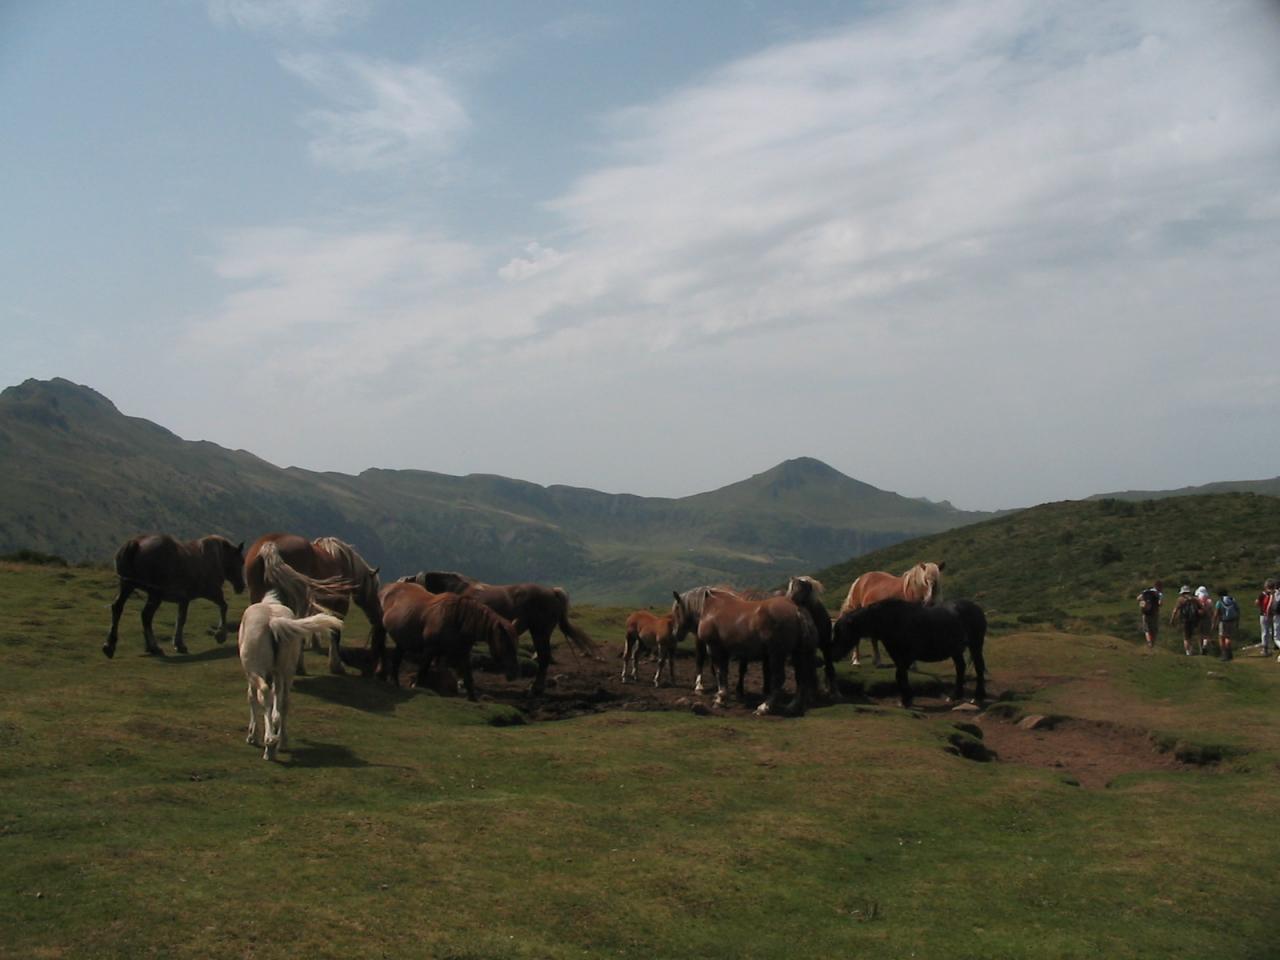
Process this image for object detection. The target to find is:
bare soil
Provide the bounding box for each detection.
[345,645,1202,786]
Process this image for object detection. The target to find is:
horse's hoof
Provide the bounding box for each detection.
[101,643,115,659]
[755,702,771,716]
[145,646,164,657]
[215,633,227,646]
[175,644,189,655]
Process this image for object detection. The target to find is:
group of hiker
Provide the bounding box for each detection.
[1136,580,1280,661]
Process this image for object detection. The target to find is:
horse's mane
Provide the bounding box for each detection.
[790,576,825,596]
[261,542,349,618]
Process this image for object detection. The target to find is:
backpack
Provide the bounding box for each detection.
[1220,596,1239,622]
[1139,589,1160,615]
[1179,598,1200,624]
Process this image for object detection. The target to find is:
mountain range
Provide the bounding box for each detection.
[0,378,988,602]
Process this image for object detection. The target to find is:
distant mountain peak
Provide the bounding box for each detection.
[1,377,119,414]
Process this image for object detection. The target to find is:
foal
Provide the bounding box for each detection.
[621,611,677,686]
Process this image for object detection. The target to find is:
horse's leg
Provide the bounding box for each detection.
[895,661,913,709]
[949,652,966,703]
[459,651,477,702]
[262,683,278,760]
[245,679,259,746]
[214,595,229,644]
[693,636,708,693]
[736,658,749,701]
[530,629,552,696]
[622,633,636,683]
[390,646,403,687]
[712,649,730,708]
[871,637,883,667]
[140,594,164,655]
[327,624,347,676]
[821,641,840,700]
[275,676,291,753]
[173,600,190,654]
[103,581,134,658]
[971,645,987,703]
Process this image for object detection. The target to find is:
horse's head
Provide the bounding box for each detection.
[671,590,696,637]
[787,576,824,605]
[491,616,520,682]
[915,562,944,605]
[830,609,864,660]
[221,539,246,593]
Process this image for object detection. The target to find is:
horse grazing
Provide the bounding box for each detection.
[244,533,385,676]
[839,561,945,666]
[104,533,245,658]
[400,571,597,695]
[621,611,677,686]
[832,597,986,709]
[239,542,345,761]
[378,581,520,700]
[672,587,817,715]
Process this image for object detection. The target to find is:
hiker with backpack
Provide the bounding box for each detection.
[1195,586,1214,655]
[1212,589,1241,661]
[1255,580,1276,657]
[1136,580,1163,650]
[1169,585,1201,656]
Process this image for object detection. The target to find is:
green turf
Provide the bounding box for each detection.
[2,561,1279,959]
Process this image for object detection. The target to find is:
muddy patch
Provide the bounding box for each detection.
[976,715,1199,789]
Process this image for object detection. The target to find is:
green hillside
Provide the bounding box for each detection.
[0,378,987,602]
[814,493,1280,643]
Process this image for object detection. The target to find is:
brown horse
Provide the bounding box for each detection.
[400,572,598,695]
[103,533,245,658]
[378,581,520,700]
[244,533,385,676]
[621,611,677,686]
[673,587,817,715]
[784,576,838,697]
[839,561,945,666]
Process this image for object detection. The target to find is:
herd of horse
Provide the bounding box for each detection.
[101,532,986,759]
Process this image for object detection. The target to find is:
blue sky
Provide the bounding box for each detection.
[3,0,1279,510]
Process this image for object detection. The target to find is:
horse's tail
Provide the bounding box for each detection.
[268,613,344,661]
[553,587,599,659]
[114,539,140,578]
[260,542,352,618]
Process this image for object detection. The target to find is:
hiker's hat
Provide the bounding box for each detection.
[1179,585,1191,594]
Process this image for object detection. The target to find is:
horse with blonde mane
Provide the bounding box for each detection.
[839,562,945,666]
[244,533,385,676]
[239,542,348,761]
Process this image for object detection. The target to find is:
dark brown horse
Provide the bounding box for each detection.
[832,598,986,708]
[784,576,838,697]
[400,571,597,695]
[244,533,385,676]
[621,610,677,686]
[839,561,945,666]
[103,534,245,658]
[672,587,816,715]
[379,581,520,700]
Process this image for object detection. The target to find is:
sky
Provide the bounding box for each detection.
[3,0,1279,511]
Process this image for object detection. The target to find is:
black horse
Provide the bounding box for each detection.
[832,598,986,707]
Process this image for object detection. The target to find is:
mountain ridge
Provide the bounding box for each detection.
[0,378,988,602]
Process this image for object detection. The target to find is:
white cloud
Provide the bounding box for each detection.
[191,0,1280,506]
[498,242,569,281]
[207,0,372,36]
[280,52,469,171]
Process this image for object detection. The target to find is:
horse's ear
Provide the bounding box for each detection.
[672,591,680,602]
[236,542,245,553]
[936,561,946,572]
[372,566,381,577]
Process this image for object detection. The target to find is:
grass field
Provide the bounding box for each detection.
[3,561,1279,959]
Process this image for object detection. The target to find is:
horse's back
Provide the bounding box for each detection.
[842,571,900,612]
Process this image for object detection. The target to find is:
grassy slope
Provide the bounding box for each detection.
[3,562,1279,959]
[813,492,1280,641]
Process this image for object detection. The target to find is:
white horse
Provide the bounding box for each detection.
[239,543,348,761]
